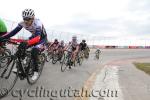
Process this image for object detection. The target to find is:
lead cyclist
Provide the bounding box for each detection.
[0,9,48,81]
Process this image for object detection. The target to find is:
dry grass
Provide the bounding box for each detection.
[134,63,150,75]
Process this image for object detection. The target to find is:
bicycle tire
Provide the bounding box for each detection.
[61,53,70,72]
[52,56,58,64]
[0,56,18,99]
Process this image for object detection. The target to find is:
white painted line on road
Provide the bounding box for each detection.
[90,65,124,100]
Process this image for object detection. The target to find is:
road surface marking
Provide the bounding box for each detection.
[90,65,124,100]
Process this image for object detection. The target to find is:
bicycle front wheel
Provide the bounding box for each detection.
[46,52,52,62]
[61,53,69,72]
[0,56,18,99]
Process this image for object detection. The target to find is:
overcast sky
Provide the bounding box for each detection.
[1,0,150,45]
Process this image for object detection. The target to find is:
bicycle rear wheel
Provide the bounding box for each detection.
[0,56,18,99]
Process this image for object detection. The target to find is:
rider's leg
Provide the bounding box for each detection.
[31,39,46,80]
[31,47,40,72]
[72,51,77,63]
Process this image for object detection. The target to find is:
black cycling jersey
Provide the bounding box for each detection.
[79,42,87,51]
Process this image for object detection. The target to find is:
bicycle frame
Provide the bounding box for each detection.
[0,39,31,79]
[1,49,31,80]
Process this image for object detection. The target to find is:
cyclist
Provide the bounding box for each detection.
[0,18,8,54]
[0,9,47,81]
[95,48,101,59]
[79,39,87,51]
[79,39,90,58]
[96,48,100,54]
[59,40,65,48]
[57,40,65,60]
[50,39,60,52]
[67,35,79,68]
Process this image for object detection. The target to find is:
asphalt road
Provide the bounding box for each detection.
[1,49,150,100]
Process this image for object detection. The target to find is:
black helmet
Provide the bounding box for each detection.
[54,39,58,42]
[82,39,86,42]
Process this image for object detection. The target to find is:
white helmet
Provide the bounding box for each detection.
[72,35,77,42]
[22,9,35,18]
[72,35,77,39]
[61,40,64,44]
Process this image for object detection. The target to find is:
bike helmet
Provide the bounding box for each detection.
[72,35,77,42]
[54,39,58,42]
[60,40,64,44]
[22,9,35,18]
[82,39,86,42]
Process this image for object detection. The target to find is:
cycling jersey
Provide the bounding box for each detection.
[79,42,87,51]
[70,41,79,51]
[51,41,59,47]
[58,44,65,49]
[0,18,7,36]
[1,18,47,46]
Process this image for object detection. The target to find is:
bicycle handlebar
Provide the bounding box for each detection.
[2,38,26,45]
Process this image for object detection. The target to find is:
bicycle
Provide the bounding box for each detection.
[0,40,45,99]
[44,46,53,62]
[61,50,72,72]
[74,51,83,66]
[95,50,101,60]
[61,49,83,72]
[52,47,65,64]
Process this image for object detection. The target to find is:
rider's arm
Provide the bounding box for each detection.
[56,43,60,49]
[75,45,79,52]
[63,45,68,51]
[27,26,42,46]
[27,19,46,46]
[1,24,22,39]
[49,43,54,48]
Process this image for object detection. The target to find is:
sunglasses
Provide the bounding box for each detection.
[23,17,32,21]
